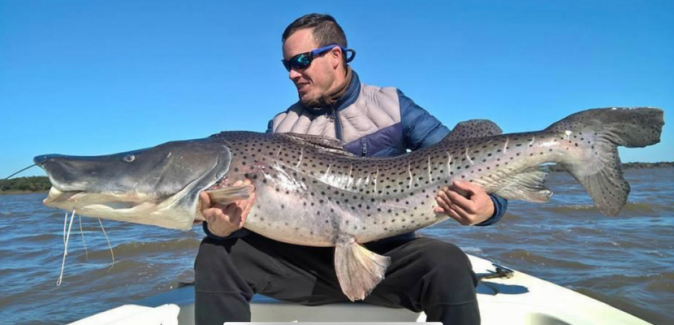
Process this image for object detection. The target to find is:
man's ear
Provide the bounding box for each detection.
[330,47,343,69]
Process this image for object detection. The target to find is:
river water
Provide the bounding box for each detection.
[0,168,672,324]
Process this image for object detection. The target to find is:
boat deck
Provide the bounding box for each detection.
[70,255,650,325]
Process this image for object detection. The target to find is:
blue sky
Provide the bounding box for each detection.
[1,0,672,178]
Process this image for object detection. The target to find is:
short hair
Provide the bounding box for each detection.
[282,13,348,49]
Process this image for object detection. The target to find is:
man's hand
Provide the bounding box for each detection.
[198,179,256,237]
[434,181,494,226]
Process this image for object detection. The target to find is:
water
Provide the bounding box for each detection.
[0,169,672,324]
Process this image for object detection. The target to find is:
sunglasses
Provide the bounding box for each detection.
[282,44,356,71]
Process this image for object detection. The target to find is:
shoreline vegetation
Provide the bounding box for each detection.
[1,162,672,195]
[1,176,51,195]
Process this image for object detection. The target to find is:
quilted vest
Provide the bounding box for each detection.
[270,82,403,157]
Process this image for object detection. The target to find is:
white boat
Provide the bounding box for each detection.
[69,254,650,325]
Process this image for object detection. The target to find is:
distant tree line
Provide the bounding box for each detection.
[0,176,51,193]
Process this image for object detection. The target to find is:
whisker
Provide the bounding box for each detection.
[79,214,88,260]
[63,210,68,244]
[4,164,37,180]
[57,209,76,286]
[98,218,115,269]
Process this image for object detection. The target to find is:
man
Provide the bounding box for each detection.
[195,13,507,325]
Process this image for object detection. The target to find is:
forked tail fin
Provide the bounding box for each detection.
[546,107,663,148]
[546,107,664,216]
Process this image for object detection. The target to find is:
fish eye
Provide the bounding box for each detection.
[123,155,135,163]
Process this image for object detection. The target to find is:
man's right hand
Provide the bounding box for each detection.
[199,179,256,237]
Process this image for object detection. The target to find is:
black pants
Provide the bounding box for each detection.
[194,232,480,325]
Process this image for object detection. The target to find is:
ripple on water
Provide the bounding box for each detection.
[0,168,673,323]
[500,249,595,270]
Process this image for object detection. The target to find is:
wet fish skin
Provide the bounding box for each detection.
[35,107,664,301]
[207,107,663,300]
[215,108,664,247]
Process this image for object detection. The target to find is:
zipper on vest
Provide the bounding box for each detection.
[332,108,343,141]
[361,140,368,156]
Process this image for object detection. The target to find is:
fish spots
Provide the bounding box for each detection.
[215,129,599,241]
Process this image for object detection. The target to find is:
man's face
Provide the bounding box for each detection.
[282,28,337,107]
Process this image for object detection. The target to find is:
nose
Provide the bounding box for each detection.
[289,68,302,80]
[34,155,51,165]
[33,154,66,166]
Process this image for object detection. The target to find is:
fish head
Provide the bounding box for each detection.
[34,138,231,230]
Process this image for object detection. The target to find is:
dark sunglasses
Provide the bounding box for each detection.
[282,44,356,71]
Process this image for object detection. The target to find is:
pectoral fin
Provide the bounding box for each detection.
[334,237,391,301]
[205,185,254,205]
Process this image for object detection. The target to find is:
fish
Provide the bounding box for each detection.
[34,107,664,301]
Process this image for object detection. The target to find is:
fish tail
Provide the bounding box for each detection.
[546,107,664,148]
[547,107,664,216]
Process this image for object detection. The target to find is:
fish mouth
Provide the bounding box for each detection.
[43,187,82,205]
[42,186,154,211]
[41,181,203,230]
[34,137,233,230]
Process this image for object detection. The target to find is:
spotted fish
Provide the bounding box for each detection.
[34,107,664,301]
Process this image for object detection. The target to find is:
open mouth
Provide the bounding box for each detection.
[43,187,154,212]
[43,187,82,205]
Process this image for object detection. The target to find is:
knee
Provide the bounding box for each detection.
[410,240,478,307]
[415,241,473,278]
[195,238,234,273]
[194,238,250,294]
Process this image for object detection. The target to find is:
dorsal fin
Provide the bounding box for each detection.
[444,119,503,142]
[278,133,354,156]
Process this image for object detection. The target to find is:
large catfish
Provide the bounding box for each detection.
[35,107,664,300]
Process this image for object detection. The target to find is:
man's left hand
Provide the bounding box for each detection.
[434,181,494,226]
